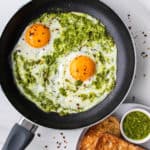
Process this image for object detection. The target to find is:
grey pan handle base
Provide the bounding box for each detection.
[2,119,37,150]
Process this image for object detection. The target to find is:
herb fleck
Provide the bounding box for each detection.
[59,88,67,96]
[37,133,41,137]
[128,26,132,30]
[75,80,83,86]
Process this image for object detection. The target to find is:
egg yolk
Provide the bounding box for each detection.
[70,56,96,81]
[25,24,50,48]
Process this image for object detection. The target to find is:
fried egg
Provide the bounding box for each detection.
[14,18,62,60]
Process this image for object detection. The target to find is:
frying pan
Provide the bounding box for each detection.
[0,0,135,149]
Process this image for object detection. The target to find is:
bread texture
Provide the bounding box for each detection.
[96,133,144,150]
[79,116,144,150]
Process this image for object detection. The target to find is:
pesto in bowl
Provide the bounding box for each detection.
[121,108,150,144]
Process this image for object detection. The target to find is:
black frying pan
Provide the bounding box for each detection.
[0,0,135,149]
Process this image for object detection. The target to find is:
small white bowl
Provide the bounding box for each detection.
[120,108,150,144]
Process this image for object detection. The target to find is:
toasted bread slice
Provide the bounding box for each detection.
[89,116,121,137]
[96,133,144,150]
[80,116,120,150]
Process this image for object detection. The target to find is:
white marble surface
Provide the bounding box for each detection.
[0,0,150,149]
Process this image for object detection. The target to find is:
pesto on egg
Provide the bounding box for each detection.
[12,12,117,115]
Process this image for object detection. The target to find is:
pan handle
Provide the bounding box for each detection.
[2,118,38,150]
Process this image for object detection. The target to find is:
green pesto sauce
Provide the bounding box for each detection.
[79,92,97,102]
[37,13,114,54]
[59,88,67,96]
[12,12,116,115]
[123,111,150,140]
